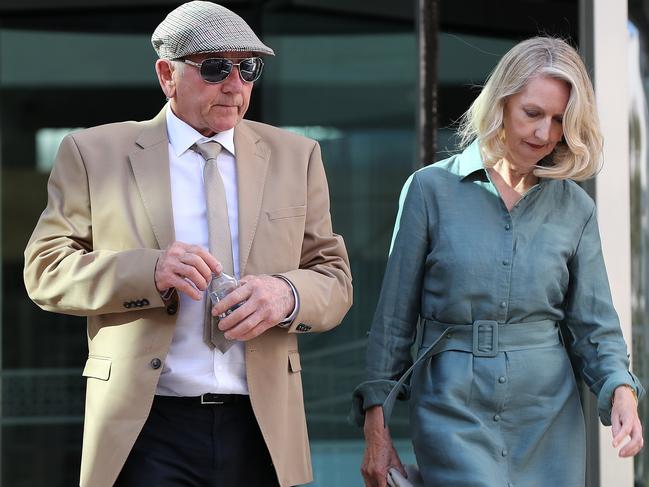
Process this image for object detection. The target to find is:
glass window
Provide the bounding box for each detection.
[0,26,161,487]
[260,14,419,485]
[0,8,421,485]
[0,3,585,487]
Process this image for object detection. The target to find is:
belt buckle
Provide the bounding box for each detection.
[200,394,224,405]
[472,320,499,357]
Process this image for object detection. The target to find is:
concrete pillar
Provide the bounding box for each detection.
[583,0,635,485]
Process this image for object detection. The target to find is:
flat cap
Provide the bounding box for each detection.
[151,1,275,59]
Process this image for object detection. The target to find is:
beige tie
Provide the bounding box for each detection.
[193,141,234,353]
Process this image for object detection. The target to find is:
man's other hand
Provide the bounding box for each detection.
[155,242,222,300]
[213,275,295,340]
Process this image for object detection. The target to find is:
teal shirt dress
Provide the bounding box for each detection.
[352,142,644,487]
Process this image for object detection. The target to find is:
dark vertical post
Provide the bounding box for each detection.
[417,0,439,168]
[578,2,599,486]
[248,0,265,122]
[579,0,596,200]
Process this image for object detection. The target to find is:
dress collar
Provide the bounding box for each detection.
[456,140,489,182]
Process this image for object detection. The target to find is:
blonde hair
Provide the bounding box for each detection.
[458,37,603,180]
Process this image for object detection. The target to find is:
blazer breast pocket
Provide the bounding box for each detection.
[266,205,306,221]
[255,206,307,272]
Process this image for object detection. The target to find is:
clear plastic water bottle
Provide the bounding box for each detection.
[208,272,243,318]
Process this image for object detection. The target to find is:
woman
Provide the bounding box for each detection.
[352,37,645,487]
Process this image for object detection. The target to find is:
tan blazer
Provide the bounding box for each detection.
[23,108,353,487]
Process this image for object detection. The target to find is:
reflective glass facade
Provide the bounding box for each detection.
[0,7,421,485]
[2,1,619,486]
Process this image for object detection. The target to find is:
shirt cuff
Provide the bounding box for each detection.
[272,274,300,327]
[159,287,177,303]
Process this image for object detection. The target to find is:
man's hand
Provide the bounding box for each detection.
[212,274,295,340]
[155,242,222,300]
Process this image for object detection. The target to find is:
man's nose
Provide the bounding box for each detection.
[221,67,244,91]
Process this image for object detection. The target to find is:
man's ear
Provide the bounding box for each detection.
[155,59,176,99]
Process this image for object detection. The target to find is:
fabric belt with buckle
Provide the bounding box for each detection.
[381,319,560,425]
[156,393,250,406]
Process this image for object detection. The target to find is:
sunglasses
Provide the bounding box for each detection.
[181,57,264,84]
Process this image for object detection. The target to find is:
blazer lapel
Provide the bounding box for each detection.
[234,122,270,276]
[129,107,175,250]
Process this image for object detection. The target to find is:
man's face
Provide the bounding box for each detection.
[169,51,254,136]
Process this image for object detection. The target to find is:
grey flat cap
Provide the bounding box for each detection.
[152,1,274,59]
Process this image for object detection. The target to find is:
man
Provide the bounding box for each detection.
[23,2,352,486]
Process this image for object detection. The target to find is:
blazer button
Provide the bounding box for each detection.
[166,303,177,315]
[142,298,150,306]
[123,302,131,309]
[150,358,162,369]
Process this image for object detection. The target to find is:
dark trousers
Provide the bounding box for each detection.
[115,395,279,487]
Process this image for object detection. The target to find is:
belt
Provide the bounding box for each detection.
[381,319,560,425]
[155,393,250,406]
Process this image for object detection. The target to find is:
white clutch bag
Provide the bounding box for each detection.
[387,464,424,487]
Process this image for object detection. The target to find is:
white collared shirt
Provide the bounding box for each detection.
[156,107,248,396]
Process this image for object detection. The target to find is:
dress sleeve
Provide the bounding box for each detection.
[351,172,430,426]
[561,206,645,425]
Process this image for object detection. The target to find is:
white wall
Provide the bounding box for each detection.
[589,1,635,485]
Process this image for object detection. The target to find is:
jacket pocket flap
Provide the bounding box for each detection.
[267,206,306,220]
[288,351,302,372]
[82,356,111,381]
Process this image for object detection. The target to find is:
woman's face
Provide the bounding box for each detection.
[502,75,570,172]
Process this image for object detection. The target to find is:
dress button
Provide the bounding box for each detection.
[493,414,501,422]
[150,358,162,369]
[505,223,511,230]
[502,260,509,266]
[498,376,506,383]
[502,449,508,457]
[166,303,178,315]
[123,302,131,309]
[500,301,507,308]
[142,299,150,306]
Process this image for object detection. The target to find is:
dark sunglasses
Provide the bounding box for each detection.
[181,57,264,84]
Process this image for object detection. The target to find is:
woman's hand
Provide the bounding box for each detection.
[611,385,644,457]
[361,406,407,487]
